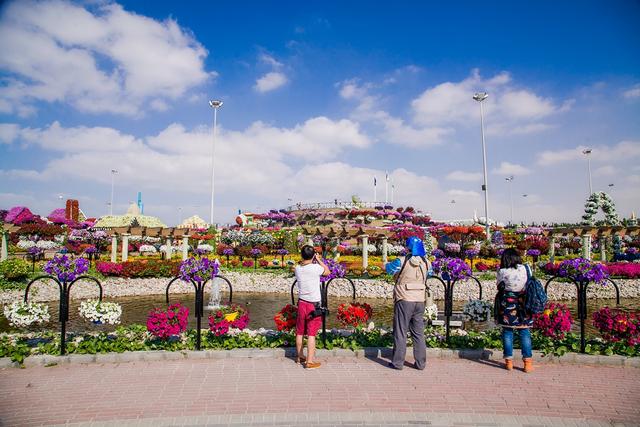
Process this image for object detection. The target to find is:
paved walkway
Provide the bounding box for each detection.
[1,355,639,426]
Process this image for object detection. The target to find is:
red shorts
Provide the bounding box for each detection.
[296,300,322,336]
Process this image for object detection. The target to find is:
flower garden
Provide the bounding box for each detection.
[1,202,639,363]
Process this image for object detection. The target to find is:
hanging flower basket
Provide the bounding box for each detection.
[274,304,297,331]
[432,257,471,281]
[3,301,50,327]
[208,304,249,336]
[178,257,219,283]
[43,255,89,282]
[79,299,122,325]
[462,299,492,322]
[336,302,373,328]
[147,303,189,339]
[558,258,609,285]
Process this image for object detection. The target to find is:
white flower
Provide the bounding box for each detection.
[78,299,122,325]
[138,245,157,254]
[3,301,50,327]
[197,244,213,252]
[36,240,60,250]
[17,240,36,250]
[424,304,438,320]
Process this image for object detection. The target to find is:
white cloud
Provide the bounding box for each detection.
[623,84,640,99]
[259,53,283,69]
[445,170,482,182]
[536,141,640,166]
[254,72,288,93]
[410,69,569,136]
[594,165,616,177]
[447,189,481,199]
[0,0,210,116]
[337,79,449,147]
[492,162,531,176]
[0,123,20,144]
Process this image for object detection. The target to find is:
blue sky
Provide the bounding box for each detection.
[1,0,639,226]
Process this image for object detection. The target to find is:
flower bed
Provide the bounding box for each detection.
[1,325,637,364]
[208,304,250,336]
[593,307,640,346]
[96,260,181,278]
[533,302,573,339]
[146,303,189,339]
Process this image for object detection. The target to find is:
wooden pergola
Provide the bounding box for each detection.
[543,226,640,261]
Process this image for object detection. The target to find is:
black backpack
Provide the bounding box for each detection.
[523,264,547,314]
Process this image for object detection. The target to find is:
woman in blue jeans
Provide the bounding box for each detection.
[495,248,534,372]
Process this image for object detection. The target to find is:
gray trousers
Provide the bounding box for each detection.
[391,300,427,370]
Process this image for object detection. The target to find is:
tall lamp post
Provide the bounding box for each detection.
[505,175,514,225]
[109,169,118,216]
[209,100,224,226]
[582,148,593,195]
[473,92,491,240]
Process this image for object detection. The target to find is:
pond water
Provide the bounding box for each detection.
[1,290,638,336]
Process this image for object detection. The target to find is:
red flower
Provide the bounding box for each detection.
[274,304,297,331]
[336,302,373,328]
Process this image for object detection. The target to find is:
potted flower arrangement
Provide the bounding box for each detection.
[79,299,122,325]
[146,303,189,339]
[462,299,492,322]
[274,304,297,331]
[336,302,373,328]
[533,302,573,339]
[208,304,249,336]
[3,301,50,327]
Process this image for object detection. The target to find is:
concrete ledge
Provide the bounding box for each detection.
[2,347,638,368]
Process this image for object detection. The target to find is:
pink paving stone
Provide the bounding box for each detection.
[0,357,639,425]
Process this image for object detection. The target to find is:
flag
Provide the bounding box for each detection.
[374,177,377,186]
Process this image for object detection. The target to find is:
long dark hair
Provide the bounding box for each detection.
[500,248,522,269]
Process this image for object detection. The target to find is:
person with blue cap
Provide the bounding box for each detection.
[385,236,430,370]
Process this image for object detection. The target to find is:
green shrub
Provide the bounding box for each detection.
[0,258,31,280]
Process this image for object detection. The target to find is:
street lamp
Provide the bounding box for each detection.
[582,148,593,195]
[521,194,528,225]
[505,176,514,225]
[209,100,223,226]
[109,169,118,216]
[473,91,491,240]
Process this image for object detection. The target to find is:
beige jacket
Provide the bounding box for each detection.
[393,256,429,302]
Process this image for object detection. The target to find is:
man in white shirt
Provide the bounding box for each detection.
[294,245,330,369]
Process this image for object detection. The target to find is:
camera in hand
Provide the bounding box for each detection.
[310,302,329,318]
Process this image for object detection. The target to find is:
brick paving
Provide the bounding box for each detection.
[1,356,639,426]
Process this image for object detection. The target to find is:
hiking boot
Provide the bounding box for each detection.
[305,361,321,369]
[504,359,513,371]
[523,358,534,373]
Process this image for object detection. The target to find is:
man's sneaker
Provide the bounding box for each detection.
[305,361,321,369]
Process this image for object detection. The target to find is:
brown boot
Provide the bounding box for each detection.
[504,359,513,371]
[523,358,534,373]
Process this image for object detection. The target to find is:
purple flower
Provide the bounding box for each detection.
[444,243,461,253]
[222,248,235,256]
[432,257,472,281]
[43,255,89,282]
[276,249,289,256]
[558,258,609,285]
[526,249,541,257]
[28,246,44,256]
[85,246,98,254]
[320,258,347,283]
[464,248,480,258]
[432,249,444,258]
[250,248,262,257]
[179,257,219,283]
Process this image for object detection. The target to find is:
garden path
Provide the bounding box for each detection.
[1,356,638,426]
